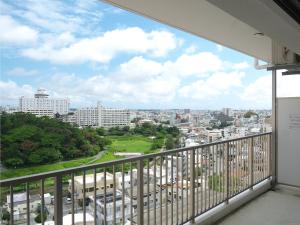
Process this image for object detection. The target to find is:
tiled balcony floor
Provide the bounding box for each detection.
[215,185,300,225]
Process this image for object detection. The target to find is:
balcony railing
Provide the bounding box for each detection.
[0,132,271,225]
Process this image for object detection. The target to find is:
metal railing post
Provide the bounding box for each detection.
[269,133,272,178]
[137,159,144,225]
[250,137,254,189]
[54,175,63,225]
[190,148,196,223]
[225,142,229,204]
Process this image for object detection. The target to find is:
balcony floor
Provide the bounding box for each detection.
[215,185,300,225]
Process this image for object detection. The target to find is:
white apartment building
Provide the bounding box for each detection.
[66,103,130,128]
[75,107,102,127]
[101,108,130,128]
[19,89,69,117]
[88,191,131,225]
[68,172,116,201]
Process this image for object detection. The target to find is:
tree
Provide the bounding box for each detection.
[244,111,257,118]
[1,208,10,222]
[0,113,111,168]
[165,136,175,150]
[34,203,49,223]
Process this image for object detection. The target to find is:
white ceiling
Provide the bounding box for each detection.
[103,0,300,63]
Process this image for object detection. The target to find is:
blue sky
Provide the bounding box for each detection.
[0,0,280,109]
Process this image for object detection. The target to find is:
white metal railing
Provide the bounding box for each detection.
[0,132,271,225]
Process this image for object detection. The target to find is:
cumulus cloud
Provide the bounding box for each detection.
[21,27,178,64]
[0,15,38,45]
[0,81,34,101]
[179,71,245,99]
[238,71,300,108]
[6,67,39,77]
[31,53,249,106]
[277,71,300,97]
[240,75,271,106]
[216,44,224,52]
[4,0,103,34]
[232,61,250,70]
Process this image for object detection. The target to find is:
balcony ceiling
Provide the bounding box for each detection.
[103,0,300,63]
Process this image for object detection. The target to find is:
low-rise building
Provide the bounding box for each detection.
[88,191,131,225]
[68,172,116,201]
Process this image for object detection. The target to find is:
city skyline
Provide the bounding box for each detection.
[1,0,299,110]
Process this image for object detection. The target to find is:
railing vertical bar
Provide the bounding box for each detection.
[122,163,125,225]
[269,134,272,177]
[83,170,86,225]
[137,159,144,225]
[247,138,250,188]
[147,159,150,225]
[208,146,211,209]
[176,153,179,224]
[196,148,199,214]
[165,155,168,225]
[212,145,215,206]
[235,141,238,194]
[104,168,107,225]
[264,135,266,179]
[235,141,237,194]
[160,156,163,225]
[10,186,14,225]
[219,144,222,203]
[54,175,63,225]
[190,148,195,222]
[41,178,45,225]
[260,135,263,181]
[201,147,203,213]
[251,137,254,188]
[205,147,207,210]
[130,163,133,224]
[171,154,174,225]
[113,165,116,225]
[154,158,157,225]
[71,173,75,225]
[225,142,229,203]
[26,182,30,225]
[217,144,219,204]
[93,169,97,225]
[223,143,225,202]
[186,150,189,220]
[181,153,184,224]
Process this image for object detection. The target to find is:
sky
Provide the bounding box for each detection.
[0,0,299,110]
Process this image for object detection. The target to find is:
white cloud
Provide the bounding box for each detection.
[21,27,178,64]
[179,71,245,99]
[6,67,39,77]
[216,44,224,52]
[240,75,272,107]
[0,15,38,45]
[240,72,300,108]
[184,45,197,54]
[0,81,34,101]
[6,0,103,34]
[233,61,250,70]
[169,52,223,77]
[277,72,300,97]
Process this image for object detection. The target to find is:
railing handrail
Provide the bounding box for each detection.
[0,132,271,186]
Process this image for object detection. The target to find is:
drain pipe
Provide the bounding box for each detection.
[254,58,272,70]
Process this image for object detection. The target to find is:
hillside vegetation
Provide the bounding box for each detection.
[0,113,110,168]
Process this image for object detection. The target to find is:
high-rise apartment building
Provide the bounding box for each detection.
[19,89,69,117]
[64,103,130,128]
[222,107,233,117]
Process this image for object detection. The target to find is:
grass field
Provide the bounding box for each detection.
[1,135,156,180]
[0,157,94,180]
[89,135,156,163]
[109,135,153,153]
